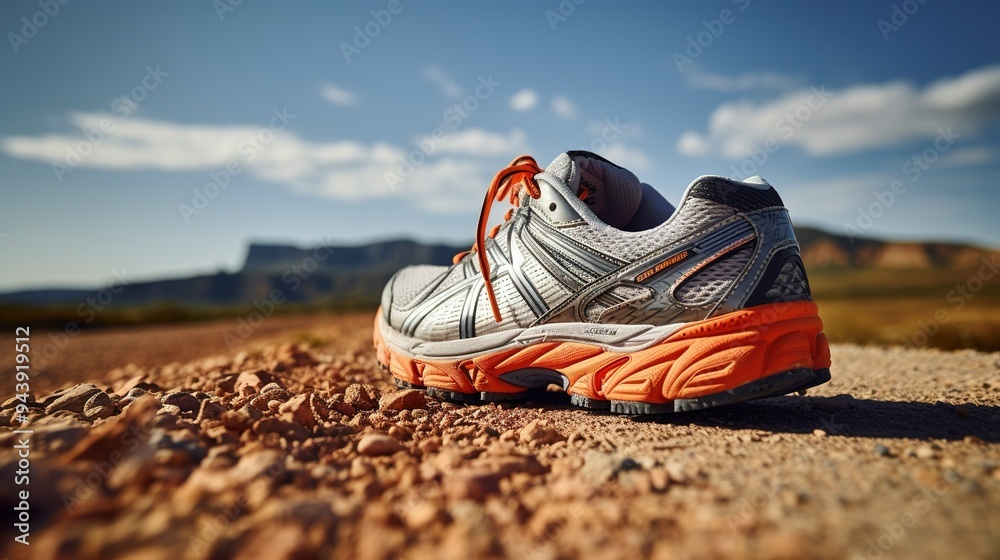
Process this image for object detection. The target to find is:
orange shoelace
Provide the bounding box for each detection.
[452,155,543,323]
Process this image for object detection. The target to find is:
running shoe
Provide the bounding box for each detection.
[373,151,831,413]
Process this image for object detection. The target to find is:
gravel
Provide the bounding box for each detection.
[0,315,997,560]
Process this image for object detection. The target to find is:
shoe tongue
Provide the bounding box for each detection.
[545,151,644,229]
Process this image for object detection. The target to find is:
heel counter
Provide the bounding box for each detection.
[744,246,813,307]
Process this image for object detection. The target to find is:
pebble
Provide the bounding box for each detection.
[162,392,201,413]
[196,400,226,423]
[345,384,380,411]
[234,370,274,394]
[44,383,102,414]
[445,470,502,501]
[278,393,315,428]
[519,419,566,445]
[379,389,427,412]
[915,445,936,460]
[873,444,891,457]
[357,433,405,456]
[812,429,827,438]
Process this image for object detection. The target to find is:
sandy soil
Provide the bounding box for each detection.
[0,312,998,559]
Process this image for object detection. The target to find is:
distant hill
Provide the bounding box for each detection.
[0,228,993,308]
[794,226,989,269]
[0,239,466,307]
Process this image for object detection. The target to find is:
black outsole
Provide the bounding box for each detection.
[382,363,831,414]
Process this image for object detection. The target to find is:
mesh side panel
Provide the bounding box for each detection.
[532,235,598,282]
[516,236,572,308]
[438,264,468,290]
[674,246,753,305]
[390,265,450,309]
[568,198,733,261]
[475,276,524,335]
[584,285,654,322]
[411,291,466,341]
[584,301,608,322]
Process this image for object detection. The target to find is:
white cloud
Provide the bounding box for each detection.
[509,88,538,112]
[551,95,579,120]
[434,128,527,156]
[319,84,358,106]
[601,143,652,171]
[685,68,801,92]
[0,112,530,213]
[678,64,1000,159]
[423,65,463,99]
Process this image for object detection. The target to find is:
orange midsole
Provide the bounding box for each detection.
[373,301,830,403]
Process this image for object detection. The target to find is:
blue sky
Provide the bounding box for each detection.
[1,0,998,291]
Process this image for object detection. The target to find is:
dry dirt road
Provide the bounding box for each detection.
[0,312,998,560]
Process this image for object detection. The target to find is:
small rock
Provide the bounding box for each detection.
[345,384,380,411]
[874,444,891,457]
[83,393,115,420]
[816,394,854,412]
[279,393,317,429]
[162,392,201,414]
[158,404,182,416]
[519,419,566,445]
[254,417,310,440]
[915,445,936,460]
[358,433,405,456]
[222,405,261,430]
[260,382,284,395]
[388,425,411,441]
[943,469,962,484]
[379,389,427,412]
[235,370,274,394]
[114,374,145,396]
[45,383,102,414]
[84,391,113,412]
[813,429,827,438]
[649,468,670,492]
[445,470,502,501]
[196,400,226,422]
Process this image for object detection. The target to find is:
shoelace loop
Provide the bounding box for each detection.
[452,155,543,323]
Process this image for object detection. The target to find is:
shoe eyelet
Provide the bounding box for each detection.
[549,203,557,211]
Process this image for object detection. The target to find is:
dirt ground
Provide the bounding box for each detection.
[0,312,998,559]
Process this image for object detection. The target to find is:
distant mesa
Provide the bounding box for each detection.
[0,228,993,308]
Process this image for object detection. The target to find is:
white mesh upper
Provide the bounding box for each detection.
[674,246,753,305]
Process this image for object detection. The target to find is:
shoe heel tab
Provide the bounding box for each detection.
[687,175,785,212]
